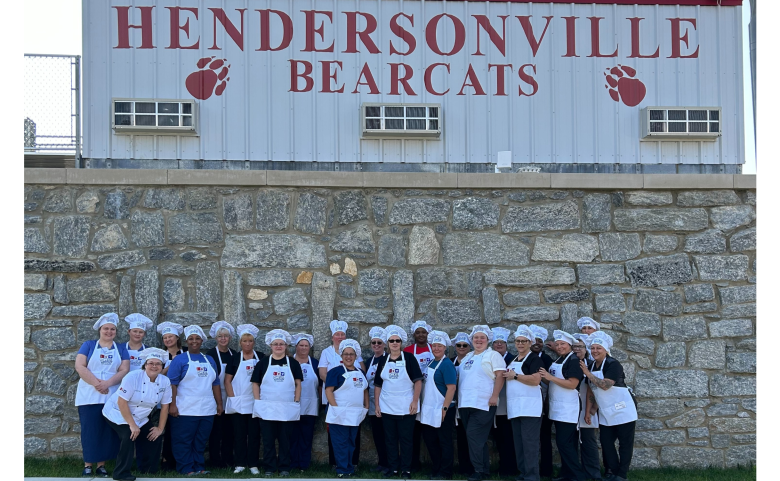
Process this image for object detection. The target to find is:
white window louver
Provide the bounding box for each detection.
[641,107,721,141]
[362,103,441,139]
[112,99,198,134]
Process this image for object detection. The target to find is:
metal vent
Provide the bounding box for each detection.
[112,99,197,134]
[641,107,721,141]
[362,103,441,139]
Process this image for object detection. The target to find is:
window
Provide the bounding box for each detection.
[362,103,441,138]
[641,107,721,141]
[112,99,197,133]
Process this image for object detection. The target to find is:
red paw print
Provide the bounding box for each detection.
[185,56,230,100]
[604,65,646,107]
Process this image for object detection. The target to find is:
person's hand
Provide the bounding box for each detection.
[147,426,164,441]
[579,360,591,376]
[94,380,110,394]
[375,405,382,418]
[488,395,499,407]
[441,410,447,421]
[409,402,418,415]
[216,403,224,416]
[129,424,140,441]
[169,403,179,417]
[538,368,552,381]
[501,370,516,380]
[584,413,592,425]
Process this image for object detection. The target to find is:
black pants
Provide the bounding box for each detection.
[510,416,542,481]
[579,428,602,480]
[207,412,234,468]
[455,416,474,475]
[554,421,586,481]
[382,414,416,474]
[539,411,554,477]
[328,417,361,466]
[232,414,260,468]
[369,415,389,469]
[458,407,496,475]
[492,414,517,476]
[411,420,423,470]
[599,422,636,479]
[107,419,164,479]
[261,420,292,473]
[290,415,317,470]
[161,417,175,471]
[422,408,457,477]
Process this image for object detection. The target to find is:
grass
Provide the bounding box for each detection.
[24,457,756,480]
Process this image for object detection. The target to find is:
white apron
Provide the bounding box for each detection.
[126,342,146,372]
[453,357,466,424]
[506,354,543,419]
[457,351,494,412]
[215,349,233,410]
[321,346,343,405]
[225,351,259,415]
[420,359,446,428]
[412,344,434,373]
[325,366,368,426]
[253,356,300,421]
[591,362,638,426]
[578,370,599,428]
[75,341,122,406]
[548,352,580,424]
[367,356,383,416]
[176,352,218,416]
[299,356,320,416]
[379,355,418,416]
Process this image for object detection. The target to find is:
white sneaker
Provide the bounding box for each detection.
[234,467,246,474]
[250,467,261,475]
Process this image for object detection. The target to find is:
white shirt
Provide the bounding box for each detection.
[319,346,343,372]
[102,370,172,427]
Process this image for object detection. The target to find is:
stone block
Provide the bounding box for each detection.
[452,197,499,230]
[720,304,756,318]
[623,312,662,336]
[223,193,254,231]
[416,268,467,297]
[709,319,753,338]
[76,191,100,213]
[631,448,660,468]
[543,289,589,304]
[626,191,673,206]
[25,294,52,320]
[688,340,726,369]
[51,304,116,318]
[144,187,185,210]
[50,436,83,453]
[635,430,686,446]
[689,427,710,438]
[371,196,388,226]
[24,274,47,291]
[25,395,65,415]
[437,299,482,324]
[256,191,291,231]
[635,369,709,398]
[195,262,221,312]
[169,213,223,244]
[725,445,756,468]
[97,250,147,271]
[684,284,715,303]
[392,270,414,329]
[662,316,707,341]
[246,270,295,287]
[486,267,576,287]
[91,224,128,252]
[660,447,723,468]
[163,278,185,313]
[53,216,91,257]
[337,309,388,325]
[626,337,655,355]
[330,225,376,253]
[272,288,308,316]
[708,403,739,417]
[334,190,368,226]
[614,208,709,231]
[598,233,641,261]
[222,235,327,268]
[358,269,390,295]
[710,418,756,433]
[531,234,599,262]
[104,191,129,219]
[729,227,756,252]
[187,187,217,210]
[135,270,159,325]
[710,205,755,231]
[502,200,580,233]
[408,226,439,265]
[726,352,756,373]
[482,287,501,325]
[718,285,756,305]
[666,408,706,428]
[643,234,678,253]
[677,190,741,206]
[443,232,529,267]
[655,342,686,368]
[378,234,406,268]
[595,294,626,312]
[694,255,749,281]
[684,230,727,254]
[24,437,47,456]
[25,417,59,435]
[625,254,692,288]
[635,289,683,316]
[503,306,559,322]
[67,275,118,302]
[582,194,611,233]
[576,264,625,285]
[388,198,451,225]
[710,375,756,397]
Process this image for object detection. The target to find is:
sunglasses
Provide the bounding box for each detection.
[371,341,384,345]
[455,344,469,348]
[387,339,402,344]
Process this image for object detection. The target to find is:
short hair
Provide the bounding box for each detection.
[240,333,255,343]
[216,327,232,338]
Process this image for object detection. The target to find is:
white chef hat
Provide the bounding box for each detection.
[553,330,576,346]
[330,320,348,335]
[451,332,471,347]
[292,333,314,347]
[491,327,512,343]
[237,324,260,339]
[573,333,589,344]
[587,331,613,354]
[427,330,451,347]
[384,324,408,343]
[469,325,493,343]
[265,329,292,346]
[411,320,432,334]
[338,339,362,358]
[369,326,387,342]
[513,325,535,342]
[157,322,183,337]
[139,347,167,366]
[125,313,153,332]
[529,324,548,342]
[93,312,119,330]
[209,321,236,338]
[577,317,601,331]
[184,325,207,340]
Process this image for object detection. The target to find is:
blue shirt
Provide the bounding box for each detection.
[77,340,130,363]
[166,352,220,387]
[325,365,364,391]
[427,357,457,404]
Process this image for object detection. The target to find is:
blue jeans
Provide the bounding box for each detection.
[330,424,359,474]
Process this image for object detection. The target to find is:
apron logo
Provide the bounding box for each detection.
[120,387,127,393]
[273,371,285,382]
[246,365,254,376]
[463,360,474,370]
[197,366,209,377]
[353,377,364,387]
[389,368,400,380]
[100,354,114,365]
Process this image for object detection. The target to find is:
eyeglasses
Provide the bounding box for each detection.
[371,341,384,345]
[572,346,585,350]
[455,344,469,348]
[516,340,531,345]
[145,361,163,367]
[342,352,356,357]
[387,339,402,344]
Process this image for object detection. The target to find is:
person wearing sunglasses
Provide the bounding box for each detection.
[366,327,390,475]
[573,335,601,481]
[449,332,474,477]
[490,326,517,479]
[529,324,554,479]
[373,325,424,479]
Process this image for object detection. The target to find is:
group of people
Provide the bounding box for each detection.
[75,313,637,481]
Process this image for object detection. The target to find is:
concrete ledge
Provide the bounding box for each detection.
[643,174,734,189]
[65,169,168,185]
[364,172,458,189]
[168,169,266,186]
[457,173,550,189]
[267,170,363,187]
[24,168,67,184]
[550,173,644,189]
[734,174,756,189]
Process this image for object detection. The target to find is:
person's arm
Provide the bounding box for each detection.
[169,385,179,417]
[374,386,382,417]
[442,384,456,420]
[489,374,505,406]
[325,386,337,407]
[74,353,101,387]
[148,404,168,441]
[212,385,224,415]
[106,360,130,388]
[359,360,366,372]
[319,366,329,383]
[516,357,543,386]
[252,381,261,400]
[410,379,422,415]
[225,374,236,397]
[294,379,302,403]
[117,397,141,440]
[584,362,617,391]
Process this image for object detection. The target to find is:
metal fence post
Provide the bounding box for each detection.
[74,55,81,168]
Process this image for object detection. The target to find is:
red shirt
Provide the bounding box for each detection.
[403,344,431,354]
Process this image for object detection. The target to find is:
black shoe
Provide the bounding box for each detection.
[95,466,109,478]
[384,471,399,478]
[467,473,482,481]
[279,471,290,477]
[81,467,93,477]
[402,472,411,480]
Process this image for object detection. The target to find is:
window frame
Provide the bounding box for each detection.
[641,106,721,141]
[361,103,442,139]
[111,98,198,135]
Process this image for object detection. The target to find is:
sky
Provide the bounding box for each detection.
[24,0,758,172]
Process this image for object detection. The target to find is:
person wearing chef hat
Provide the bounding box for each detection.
[403,320,434,471]
[573,334,601,481]
[374,324,424,479]
[318,320,365,469]
[206,321,238,470]
[490,326,517,479]
[223,324,265,475]
[577,317,600,336]
[366,326,390,475]
[419,330,458,480]
[449,332,474,477]
[538,330,586,481]
[499,325,543,481]
[325,339,370,478]
[251,329,303,477]
[580,332,637,481]
[74,313,131,478]
[290,333,319,472]
[102,347,171,480]
[457,325,507,481]
[166,325,223,475]
[124,313,153,373]
[529,324,554,479]
[155,321,185,470]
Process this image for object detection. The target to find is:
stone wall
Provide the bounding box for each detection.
[23,175,756,468]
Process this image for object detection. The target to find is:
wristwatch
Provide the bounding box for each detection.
[442,406,448,411]
[513,374,518,380]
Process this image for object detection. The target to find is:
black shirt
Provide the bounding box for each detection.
[206,347,237,376]
[509,353,544,376]
[554,353,583,390]
[591,356,627,388]
[373,351,424,388]
[224,350,266,377]
[250,356,304,384]
[537,351,554,369]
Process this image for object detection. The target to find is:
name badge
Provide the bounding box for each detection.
[394,361,405,367]
[614,401,626,410]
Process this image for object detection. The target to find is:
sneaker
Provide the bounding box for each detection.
[279,471,290,477]
[199,470,211,475]
[467,473,482,481]
[250,467,261,475]
[384,471,399,479]
[235,467,246,474]
[372,466,385,472]
[95,466,109,478]
[81,467,93,477]
[401,472,411,480]
[265,472,274,478]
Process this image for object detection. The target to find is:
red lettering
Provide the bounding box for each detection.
[668,18,699,59]
[344,12,380,54]
[473,15,508,56]
[114,6,155,49]
[258,10,293,51]
[352,63,380,94]
[562,16,579,57]
[516,16,553,57]
[389,63,416,96]
[208,8,246,50]
[488,64,512,96]
[587,17,618,58]
[289,60,314,92]
[518,64,538,96]
[320,61,344,93]
[166,7,199,49]
[424,63,450,96]
[389,13,416,56]
[628,17,659,58]
[426,14,466,56]
[302,11,334,52]
[457,65,486,96]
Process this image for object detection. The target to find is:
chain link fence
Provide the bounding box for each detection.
[24,54,81,155]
